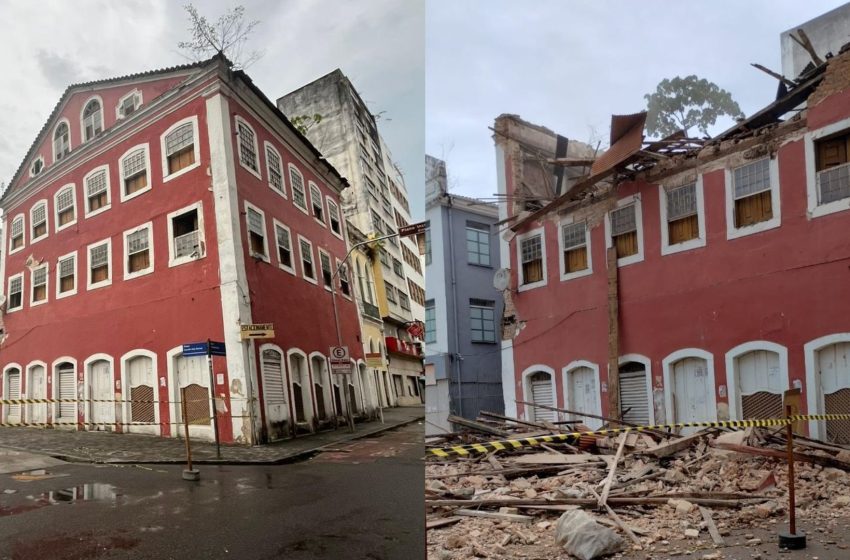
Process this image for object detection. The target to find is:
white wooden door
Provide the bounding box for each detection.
[28,366,46,424]
[529,374,555,422]
[620,369,649,426]
[262,350,288,440]
[817,342,850,444]
[568,367,601,429]
[672,358,713,434]
[175,355,211,435]
[90,361,114,426]
[57,366,76,420]
[737,350,782,419]
[6,370,21,422]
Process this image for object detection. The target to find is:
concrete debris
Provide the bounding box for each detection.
[427,415,850,558]
[554,510,625,560]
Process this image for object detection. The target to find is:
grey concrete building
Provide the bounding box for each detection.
[425,155,504,434]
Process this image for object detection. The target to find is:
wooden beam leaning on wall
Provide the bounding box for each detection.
[607,246,620,420]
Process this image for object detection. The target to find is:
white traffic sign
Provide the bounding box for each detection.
[329,346,351,375]
[330,346,350,361]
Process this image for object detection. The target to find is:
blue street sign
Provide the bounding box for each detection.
[182,342,208,357]
[209,341,226,356]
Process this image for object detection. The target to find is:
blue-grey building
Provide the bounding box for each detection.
[425,155,504,434]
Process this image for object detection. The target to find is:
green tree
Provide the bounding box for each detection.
[644,75,744,138]
[289,114,323,135]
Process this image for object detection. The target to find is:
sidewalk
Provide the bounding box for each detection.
[0,406,424,465]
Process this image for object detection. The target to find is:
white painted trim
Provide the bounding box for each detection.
[519,364,556,421]
[119,349,160,435]
[29,156,45,179]
[8,214,25,255]
[160,115,201,183]
[263,141,287,198]
[29,263,49,307]
[659,176,707,256]
[6,272,24,313]
[516,226,547,291]
[804,116,850,218]
[308,181,327,228]
[258,343,289,427]
[317,247,333,291]
[2,362,23,423]
[288,163,309,214]
[243,200,271,263]
[308,351,334,419]
[55,249,78,299]
[562,360,602,426]
[166,201,206,268]
[51,356,78,423]
[286,348,314,425]
[234,115,262,180]
[82,353,115,426]
[29,199,49,244]
[53,183,78,233]
[618,353,655,424]
[725,158,782,240]
[122,221,155,280]
[326,197,344,239]
[166,345,213,440]
[557,216,593,282]
[803,333,850,440]
[24,360,48,424]
[272,219,296,275]
[118,143,152,203]
[115,88,143,120]
[297,234,318,285]
[79,94,104,144]
[83,165,112,219]
[605,194,644,267]
[661,348,717,424]
[52,118,72,164]
[725,340,790,420]
[86,237,113,291]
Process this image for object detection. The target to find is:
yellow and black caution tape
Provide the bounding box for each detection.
[427,414,850,458]
[0,397,250,405]
[0,418,217,428]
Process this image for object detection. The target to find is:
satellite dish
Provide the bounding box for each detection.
[493,268,510,291]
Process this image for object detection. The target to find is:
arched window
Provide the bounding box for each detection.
[82,99,103,141]
[54,121,70,160]
[163,121,196,175]
[55,185,76,228]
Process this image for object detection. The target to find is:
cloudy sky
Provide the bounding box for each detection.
[426,0,849,200]
[0,0,424,216]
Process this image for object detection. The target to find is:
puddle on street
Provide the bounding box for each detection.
[11,469,71,482]
[0,483,120,517]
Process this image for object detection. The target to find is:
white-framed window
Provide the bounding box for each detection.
[264,142,285,197]
[54,184,77,231]
[309,182,325,225]
[469,298,497,343]
[235,116,261,179]
[289,164,308,213]
[466,221,491,266]
[87,238,112,290]
[326,198,343,238]
[558,218,592,281]
[660,177,706,255]
[167,202,205,267]
[244,202,269,262]
[605,195,644,267]
[804,116,850,218]
[725,157,781,239]
[119,144,151,202]
[318,249,333,290]
[298,236,317,284]
[337,259,351,298]
[161,116,200,181]
[53,119,71,162]
[81,96,103,142]
[9,214,24,253]
[516,227,546,291]
[273,220,295,274]
[84,165,111,217]
[116,89,142,119]
[30,200,48,243]
[123,222,154,280]
[6,273,23,312]
[30,264,48,306]
[30,156,44,178]
[56,251,77,299]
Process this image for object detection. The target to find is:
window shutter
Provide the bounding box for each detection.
[561,222,586,250]
[165,123,194,156]
[123,149,147,178]
[33,267,47,286]
[127,229,149,255]
[59,256,75,278]
[610,205,636,236]
[91,244,109,268]
[32,203,46,225]
[666,183,697,221]
[57,188,75,212]
[247,209,264,235]
[733,159,770,200]
[87,171,108,197]
[11,218,23,238]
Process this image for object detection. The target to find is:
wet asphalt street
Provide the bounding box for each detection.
[0,422,425,560]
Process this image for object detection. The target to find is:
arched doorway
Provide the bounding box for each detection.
[261,347,289,441]
[526,370,555,422]
[814,341,850,444]
[563,362,601,430]
[619,360,650,426]
[663,350,716,434]
[729,345,785,420]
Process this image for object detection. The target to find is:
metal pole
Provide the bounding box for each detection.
[331,283,355,433]
[207,339,221,459]
[786,405,796,535]
[181,387,199,480]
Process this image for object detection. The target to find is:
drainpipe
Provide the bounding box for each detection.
[446,196,464,418]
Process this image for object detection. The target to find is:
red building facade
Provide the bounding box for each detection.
[0,56,363,444]
[495,49,850,444]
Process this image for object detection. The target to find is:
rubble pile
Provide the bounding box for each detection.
[426,415,850,559]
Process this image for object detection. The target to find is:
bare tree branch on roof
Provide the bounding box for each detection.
[177,3,264,70]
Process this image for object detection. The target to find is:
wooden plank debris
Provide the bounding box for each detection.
[603,503,643,549]
[454,508,534,524]
[598,434,628,508]
[426,517,462,530]
[645,429,710,458]
[447,415,511,437]
[699,506,726,546]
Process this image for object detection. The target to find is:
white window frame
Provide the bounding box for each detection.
[53,184,77,233]
[123,221,154,280]
[115,88,143,119]
[80,95,104,144]
[243,201,270,263]
[318,247,333,291]
[29,199,49,244]
[55,250,78,299]
[604,194,644,267]
[289,163,309,214]
[87,237,113,291]
[30,263,49,307]
[272,219,296,275]
[804,116,850,219]
[6,272,24,313]
[160,116,201,182]
[725,157,781,240]
[29,156,44,178]
[309,181,326,227]
[557,216,593,281]
[52,118,72,163]
[264,141,286,198]
[298,235,318,285]
[326,196,344,239]
[336,258,352,300]
[516,226,547,292]
[659,176,707,255]
[234,115,262,180]
[118,143,152,202]
[167,201,205,268]
[8,214,25,255]
[83,164,112,218]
